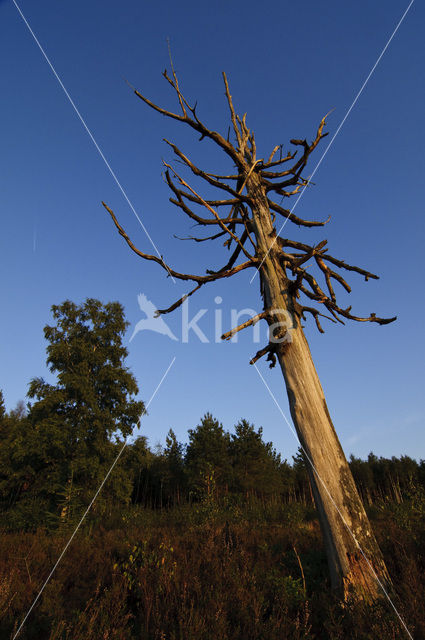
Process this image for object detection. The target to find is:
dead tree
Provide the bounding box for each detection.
[103,68,396,600]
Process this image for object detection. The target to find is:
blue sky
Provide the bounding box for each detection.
[0,0,424,461]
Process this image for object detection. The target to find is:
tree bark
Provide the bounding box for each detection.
[249,176,391,600]
[104,69,394,600]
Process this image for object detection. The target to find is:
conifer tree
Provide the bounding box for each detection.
[0,390,6,423]
[163,429,186,505]
[230,419,281,498]
[185,414,231,498]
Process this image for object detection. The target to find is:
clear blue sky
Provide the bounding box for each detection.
[1,0,424,461]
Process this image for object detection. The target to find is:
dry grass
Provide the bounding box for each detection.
[0,501,423,639]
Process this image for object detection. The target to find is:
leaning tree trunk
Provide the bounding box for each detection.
[103,66,396,601]
[249,177,391,600]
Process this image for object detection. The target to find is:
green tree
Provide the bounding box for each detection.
[397,455,419,497]
[21,299,144,522]
[0,391,8,505]
[185,414,232,498]
[291,448,312,505]
[230,419,282,498]
[0,399,37,525]
[126,435,151,505]
[349,455,375,505]
[0,390,6,423]
[163,429,186,505]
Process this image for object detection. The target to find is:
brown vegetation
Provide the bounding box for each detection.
[1,494,423,639]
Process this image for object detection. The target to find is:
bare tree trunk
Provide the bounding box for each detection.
[277,318,391,598]
[104,67,396,601]
[250,181,391,599]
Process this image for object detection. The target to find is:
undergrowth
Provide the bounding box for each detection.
[1,498,423,639]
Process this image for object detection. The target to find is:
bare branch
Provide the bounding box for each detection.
[269,199,330,228]
[291,239,328,269]
[102,202,255,284]
[315,255,336,302]
[205,172,240,180]
[133,73,242,165]
[329,306,397,326]
[301,271,332,303]
[222,72,242,148]
[278,236,379,281]
[320,253,379,281]
[297,275,396,328]
[299,306,337,333]
[249,344,277,368]
[164,139,251,201]
[206,230,248,274]
[236,159,262,195]
[221,311,268,341]
[261,160,298,175]
[166,40,187,117]
[166,170,244,226]
[165,163,255,261]
[125,70,396,336]
[174,230,227,243]
[155,283,202,315]
[177,192,241,207]
[315,255,351,296]
[266,145,281,165]
[263,114,329,193]
[261,147,297,171]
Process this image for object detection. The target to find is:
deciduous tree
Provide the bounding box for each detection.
[21,299,144,521]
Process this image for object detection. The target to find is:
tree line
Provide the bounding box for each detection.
[0,299,423,530]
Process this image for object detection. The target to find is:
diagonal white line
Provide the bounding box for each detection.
[250,0,414,283]
[253,362,413,639]
[12,356,176,640]
[12,0,176,283]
